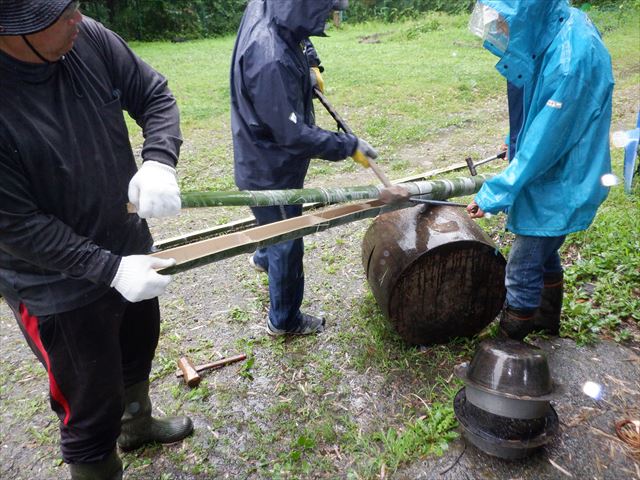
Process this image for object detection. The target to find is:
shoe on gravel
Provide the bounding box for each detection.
[267,313,325,336]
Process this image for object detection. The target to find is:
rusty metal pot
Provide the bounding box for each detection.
[454,388,559,460]
[455,339,563,419]
[361,204,506,345]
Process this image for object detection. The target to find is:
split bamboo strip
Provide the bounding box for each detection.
[152,200,397,274]
[152,174,491,274]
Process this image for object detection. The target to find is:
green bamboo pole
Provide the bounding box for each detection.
[154,164,481,251]
[178,174,492,208]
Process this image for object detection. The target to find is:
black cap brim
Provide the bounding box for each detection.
[0,0,74,36]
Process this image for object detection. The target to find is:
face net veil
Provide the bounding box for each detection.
[469,2,509,55]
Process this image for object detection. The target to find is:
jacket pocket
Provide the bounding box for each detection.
[100,96,134,157]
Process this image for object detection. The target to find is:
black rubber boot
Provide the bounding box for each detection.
[498,307,535,341]
[69,449,123,480]
[117,380,194,452]
[532,272,563,335]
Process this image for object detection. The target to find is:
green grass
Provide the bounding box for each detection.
[561,162,640,345]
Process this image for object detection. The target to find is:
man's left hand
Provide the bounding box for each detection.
[128,161,181,218]
[310,67,325,94]
[352,138,379,168]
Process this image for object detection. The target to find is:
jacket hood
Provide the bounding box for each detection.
[266,0,334,41]
[479,0,571,87]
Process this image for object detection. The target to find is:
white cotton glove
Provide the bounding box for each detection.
[110,255,176,302]
[128,161,181,218]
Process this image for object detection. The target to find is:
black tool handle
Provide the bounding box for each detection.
[313,86,354,135]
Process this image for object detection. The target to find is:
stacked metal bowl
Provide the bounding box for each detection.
[453,338,562,460]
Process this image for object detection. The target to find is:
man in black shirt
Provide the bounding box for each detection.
[0,1,192,478]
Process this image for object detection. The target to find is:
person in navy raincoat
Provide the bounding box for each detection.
[466,0,614,340]
[230,0,378,335]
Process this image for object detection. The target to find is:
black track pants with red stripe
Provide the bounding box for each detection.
[11,289,160,464]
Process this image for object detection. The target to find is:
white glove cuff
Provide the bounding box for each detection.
[141,160,177,178]
[110,257,132,290]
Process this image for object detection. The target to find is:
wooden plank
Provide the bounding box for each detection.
[152,200,396,274]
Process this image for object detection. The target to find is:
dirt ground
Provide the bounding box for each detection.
[1,85,638,480]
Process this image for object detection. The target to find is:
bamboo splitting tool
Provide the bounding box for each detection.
[313,87,396,189]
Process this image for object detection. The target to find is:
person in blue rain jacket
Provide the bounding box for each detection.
[466,0,614,339]
[230,0,379,335]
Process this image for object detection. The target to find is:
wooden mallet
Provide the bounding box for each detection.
[176,354,247,387]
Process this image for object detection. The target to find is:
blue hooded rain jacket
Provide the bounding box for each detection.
[474,0,614,236]
[230,0,358,190]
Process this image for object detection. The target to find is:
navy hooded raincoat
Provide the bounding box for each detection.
[474,0,614,236]
[230,0,358,190]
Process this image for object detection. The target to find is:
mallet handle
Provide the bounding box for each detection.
[193,354,247,373]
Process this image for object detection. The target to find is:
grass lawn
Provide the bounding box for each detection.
[0,6,638,480]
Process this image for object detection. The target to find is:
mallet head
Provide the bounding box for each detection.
[177,356,201,387]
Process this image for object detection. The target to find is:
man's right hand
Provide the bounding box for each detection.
[128,161,181,219]
[110,255,176,302]
[467,201,484,218]
[351,138,379,168]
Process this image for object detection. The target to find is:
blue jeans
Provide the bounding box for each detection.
[505,234,566,312]
[251,204,305,330]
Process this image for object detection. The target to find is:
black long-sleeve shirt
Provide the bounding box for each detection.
[0,18,182,315]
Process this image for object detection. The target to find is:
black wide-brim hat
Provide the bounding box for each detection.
[0,0,74,36]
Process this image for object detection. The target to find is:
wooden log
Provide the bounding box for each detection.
[361,204,506,345]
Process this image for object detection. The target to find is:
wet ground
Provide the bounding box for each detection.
[1,85,638,479]
[400,338,640,480]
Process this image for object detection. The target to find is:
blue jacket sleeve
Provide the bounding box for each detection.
[245,56,358,161]
[476,67,602,214]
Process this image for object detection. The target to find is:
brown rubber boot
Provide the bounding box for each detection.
[532,272,563,335]
[117,380,194,452]
[498,307,535,341]
[69,449,123,480]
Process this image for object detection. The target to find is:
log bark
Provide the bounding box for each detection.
[362,204,506,345]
